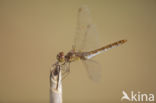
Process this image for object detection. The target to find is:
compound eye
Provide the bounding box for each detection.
[60,52,64,56]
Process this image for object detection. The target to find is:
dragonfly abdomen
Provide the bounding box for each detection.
[85,40,127,59]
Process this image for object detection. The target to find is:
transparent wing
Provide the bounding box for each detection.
[73,5,101,52]
[74,6,102,82]
[82,59,101,81]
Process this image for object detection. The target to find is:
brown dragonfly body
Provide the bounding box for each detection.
[57,39,127,64]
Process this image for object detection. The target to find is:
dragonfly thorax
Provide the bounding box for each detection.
[65,51,80,62]
[65,52,74,62]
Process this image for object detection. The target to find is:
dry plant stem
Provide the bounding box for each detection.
[50,67,62,103]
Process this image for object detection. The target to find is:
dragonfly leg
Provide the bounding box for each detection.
[62,69,70,80]
[61,63,70,80]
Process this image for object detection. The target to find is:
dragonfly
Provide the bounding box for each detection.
[52,6,127,82]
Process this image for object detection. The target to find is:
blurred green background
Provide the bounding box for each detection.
[0,0,156,103]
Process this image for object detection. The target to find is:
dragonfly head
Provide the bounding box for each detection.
[57,52,65,63]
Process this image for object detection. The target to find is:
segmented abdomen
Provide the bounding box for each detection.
[85,40,127,59]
